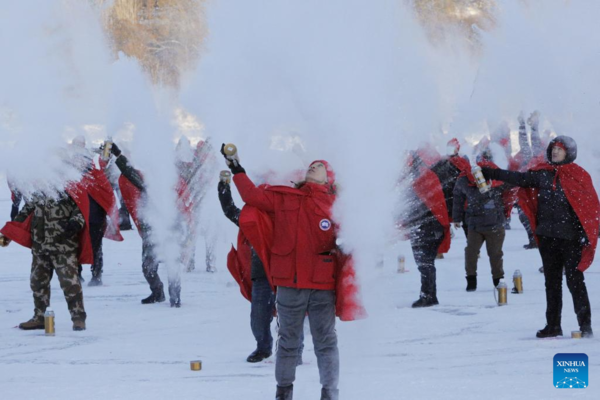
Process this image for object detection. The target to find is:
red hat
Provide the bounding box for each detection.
[310,160,335,184]
[447,138,460,151]
[553,141,567,151]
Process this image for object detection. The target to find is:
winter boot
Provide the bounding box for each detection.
[466,276,477,292]
[73,319,86,331]
[275,385,293,400]
[141,287,166,304]
[581,325,594,339]
[523,242,538,250]
[18,318,45,330]
[246,349,272,363]
[88,274,103,287]
[321,388,339,400]
[411,295,438,308]
[536,325,563,338]
[170,297,181,308]
[493,277,502,287]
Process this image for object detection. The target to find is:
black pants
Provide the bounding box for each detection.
[141,229,163,293]
[89,221,107,277]
[410,236,443,299]
[538,236,592,328]
[516,204,535,244]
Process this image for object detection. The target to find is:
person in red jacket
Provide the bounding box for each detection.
[222,145,340,400]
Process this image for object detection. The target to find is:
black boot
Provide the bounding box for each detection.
[170,297,181,308]
[581,325,594,339]
[411,295,438,308]
[321,388,339,400]
[536,325,563,338]
[523,242,538,250]
[493,277,503,287]
[141,287,166,304]
[275,385,293,400]
[246,349,272,363]
[88,275,103,287]
[466,276,477,292]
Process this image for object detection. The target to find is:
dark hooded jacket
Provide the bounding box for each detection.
[484,136,584,241]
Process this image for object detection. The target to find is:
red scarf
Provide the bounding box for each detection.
[448,155,471,175]
[412,167,451,253]
[1,183,94,264]
[518,162,600,272]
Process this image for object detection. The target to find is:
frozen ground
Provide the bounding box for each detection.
[0,184,598,400]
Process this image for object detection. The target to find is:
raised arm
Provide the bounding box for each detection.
[114,153,145,192]
[233,173,275,213]
[218,181,241,226]
[483,168,542,188]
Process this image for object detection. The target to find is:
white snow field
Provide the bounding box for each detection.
[1,184,599,400]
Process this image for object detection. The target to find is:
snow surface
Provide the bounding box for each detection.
[1,183,598,400]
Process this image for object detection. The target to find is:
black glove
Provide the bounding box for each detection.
[480,167,494,181]
[218,180,230,195]
[111,143,122,157]
[58,220,82,240]
[220,143,245,174]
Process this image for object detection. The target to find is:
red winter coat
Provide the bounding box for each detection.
[234,173,338,291]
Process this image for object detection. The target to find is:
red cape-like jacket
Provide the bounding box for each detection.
[518,161,600,272]
[82,167,123,241]
[1,183,94,264]
[227,202,367,322]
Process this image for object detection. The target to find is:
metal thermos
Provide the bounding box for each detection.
[513,270,523,294]
[219,170,232,184]
[223,143,237,159]
[190,360,202,371]
[102,137,113,160]
[496,280,508,306]
[44,308,55,336]
[472,165,490,194]
[397,255,406,273]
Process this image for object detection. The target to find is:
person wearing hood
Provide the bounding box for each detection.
[453,148,508,292]
[482,136,599,338]
[400,152,451,307]
[222,146,353,400]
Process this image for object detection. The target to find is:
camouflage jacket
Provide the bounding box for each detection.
[14,192,85,255]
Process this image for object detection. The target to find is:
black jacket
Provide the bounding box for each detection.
[484,135,584,242]
[218,181,267,280]
[431,157,464,218]
[452,176,506,232]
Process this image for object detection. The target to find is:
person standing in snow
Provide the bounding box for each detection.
[222,145,363,400]
[482,136,599,338]
[1,188,91,331]
[110,143,173,306]
[400,152,451,307]
[452,149,508,292]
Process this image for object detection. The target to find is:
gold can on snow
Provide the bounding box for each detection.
[190,360,202,371]
[496,281,508,306]
[44,309,55,336]
[512,270,523,294]
[571,331,582,339]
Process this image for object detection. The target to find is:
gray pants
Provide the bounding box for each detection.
[275,287,339,390]
[465,228,505,279]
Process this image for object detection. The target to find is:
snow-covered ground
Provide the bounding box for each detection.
[1,185,598,400]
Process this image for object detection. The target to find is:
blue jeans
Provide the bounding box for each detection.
[251,278,275,352]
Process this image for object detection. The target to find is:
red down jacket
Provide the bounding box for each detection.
[233,172,339,291]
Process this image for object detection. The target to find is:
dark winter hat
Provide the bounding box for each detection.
[547,135,577,165]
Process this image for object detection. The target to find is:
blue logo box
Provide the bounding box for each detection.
[554,353,588,389]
